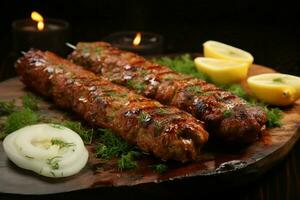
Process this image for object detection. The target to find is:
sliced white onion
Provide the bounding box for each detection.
[2,124,89,178]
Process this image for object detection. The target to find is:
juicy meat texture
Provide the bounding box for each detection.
[15,49,209,162]
[68,42,267,145]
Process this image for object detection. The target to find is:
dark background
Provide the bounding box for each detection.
[1,0,300,80]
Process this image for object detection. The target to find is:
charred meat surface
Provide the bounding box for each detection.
[15,50,209,162]
[68,42,267,145]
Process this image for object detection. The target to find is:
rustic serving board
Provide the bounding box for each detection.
[0,64,299,195]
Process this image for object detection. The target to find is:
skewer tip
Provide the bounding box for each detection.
[21,51,26,55]
[66,42,77,50]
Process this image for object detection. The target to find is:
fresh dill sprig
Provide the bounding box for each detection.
[95,129,132,159]
[51,138,75,149]
[22,93,39,111]
[265,107,283,128]
[62,121,94,144]
[219,84,249,99]
[186,85,202,95]
[117,151,140,170]
[46,156,61,170]
[152,163,168,173]
[223,109,232,118]
[0,100,16,116]
[154,108,168,115]
[153,54,209,81]
[138,111,152,125]
[126,79,146,91]
[2,108,38,137]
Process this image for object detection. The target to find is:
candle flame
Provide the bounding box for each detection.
[31,11,44,31]
[133,32,141,46]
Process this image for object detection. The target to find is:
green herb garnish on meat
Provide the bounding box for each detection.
[223,109,232,118]
[126,79,146,91]
[138,111,152,124]
[152,163,168,173]
[186,85,202,95]
[154,108,168,115]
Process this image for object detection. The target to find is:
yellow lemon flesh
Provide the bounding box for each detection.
[247,73,300,106]
[203,40,254,68]
[194,57,249,84]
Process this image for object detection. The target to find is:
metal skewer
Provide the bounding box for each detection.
[66,42,77,50]
[21,51,26,55]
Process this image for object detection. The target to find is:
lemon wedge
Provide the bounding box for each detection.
[194,57,249,84]
[203,40,254,67]
[247,73,300,106]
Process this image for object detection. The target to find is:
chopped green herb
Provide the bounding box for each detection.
[94,46,102,53]
[103,92,128,98]
[117,151,140,170]
[2,108,38,137]
[138,111,152,124]
[0,100,16,116]
[186,85,202,94]
[46,156,61,170]
[22,93,39,111]
[95,129,132,159]
[126,79,146,91]
[220,84,248,99]
[223,109,232,118]
[153,54,209,81]
[265,107,283,128]
[63,121,93,144]
[154,108,168,115]
[152,163,168,173]
[154,120,167,136]
[273,77,284,83]
[51,138,75,149]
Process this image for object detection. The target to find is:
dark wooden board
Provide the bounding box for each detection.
[0,64,299,195]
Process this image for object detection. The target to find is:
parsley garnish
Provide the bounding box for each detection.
[51,138,75,149]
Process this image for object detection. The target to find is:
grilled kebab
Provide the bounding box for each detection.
[16,49,209,162]
[68,42,267,145]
